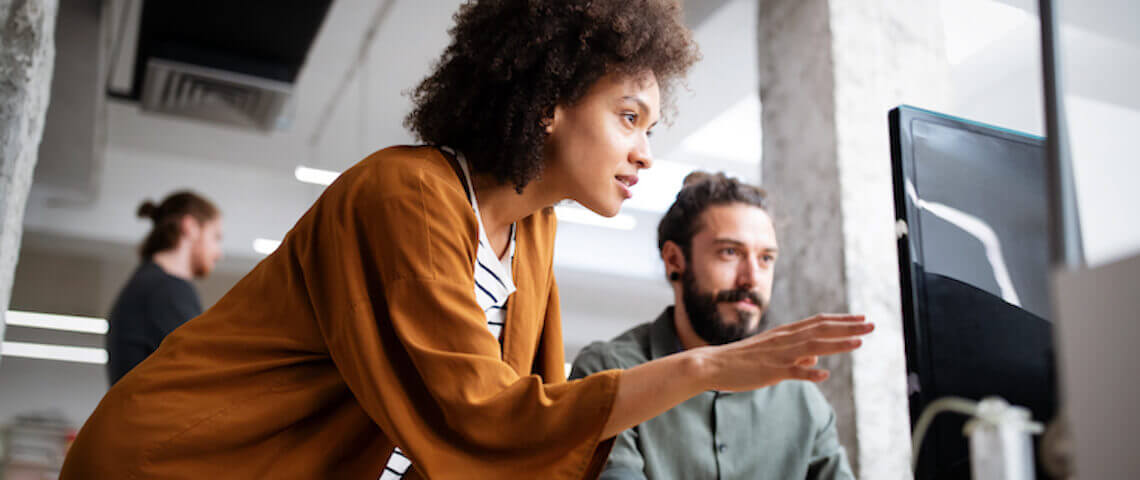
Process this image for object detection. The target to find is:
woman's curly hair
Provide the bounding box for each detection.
[405,0,700,192]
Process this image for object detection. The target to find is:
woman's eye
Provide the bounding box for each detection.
[623,112,638,124]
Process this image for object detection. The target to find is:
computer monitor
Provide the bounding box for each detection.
[889,105,1058,479]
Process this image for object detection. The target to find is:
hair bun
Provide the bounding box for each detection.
[137,201,159,220]
[681,171,719,187]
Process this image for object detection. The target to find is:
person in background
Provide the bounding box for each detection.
[572,172,854,479]
[105,191,223,384]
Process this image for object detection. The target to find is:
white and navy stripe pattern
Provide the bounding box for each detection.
[379,447,411,480]
[453,146,517,341]
[379,148,517,479]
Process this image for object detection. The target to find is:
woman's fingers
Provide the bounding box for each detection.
[764,314,867,337]
[773,338,863,364]
[788,313,866,328]
[712,315,871,391]
[763,321,874,348]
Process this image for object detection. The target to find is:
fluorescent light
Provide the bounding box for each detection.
[5,310,108,334]
[554,205,636,230]
[295,166,340,186]
[253,238,282,255]
[1,341,108,364]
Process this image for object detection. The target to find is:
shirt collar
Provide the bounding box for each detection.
[649,306,682,360]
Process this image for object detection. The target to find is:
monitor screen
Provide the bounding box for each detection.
[890,106,1058,479]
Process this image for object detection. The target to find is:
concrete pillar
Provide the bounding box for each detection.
[757,0,949,477]
[1,0,58,352]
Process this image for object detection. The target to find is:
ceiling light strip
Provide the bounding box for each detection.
[1,341,108,365]
[294,166,340,186]
[253,238,283,255]
[5,310,108,334]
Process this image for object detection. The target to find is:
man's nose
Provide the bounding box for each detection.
[736,256,762,289]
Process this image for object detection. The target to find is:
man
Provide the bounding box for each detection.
[105,191,223,384]
[571,172,854,479]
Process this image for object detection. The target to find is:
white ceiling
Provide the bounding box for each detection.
[17,0,1139,354]
[29,0,760,270]
[20,0,761,356]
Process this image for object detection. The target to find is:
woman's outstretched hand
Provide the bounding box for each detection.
[694,314,873,392]
[601,313,872,439]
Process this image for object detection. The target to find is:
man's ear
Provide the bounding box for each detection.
[180,215,201,242]
[661,241,687,282]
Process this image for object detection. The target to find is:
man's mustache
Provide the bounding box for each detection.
[713,288,765,308]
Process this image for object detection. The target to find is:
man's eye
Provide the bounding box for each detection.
[720,248,737,256]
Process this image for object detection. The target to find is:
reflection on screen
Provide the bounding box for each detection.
[912,119,1051,319]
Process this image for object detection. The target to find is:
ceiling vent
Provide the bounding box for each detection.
[140,58,294,132]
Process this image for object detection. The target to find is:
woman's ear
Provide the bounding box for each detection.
[543,105,564,135]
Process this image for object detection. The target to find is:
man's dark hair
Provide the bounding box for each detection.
[656,171,768,266]
[405,0,699,192]
[136,191,219,259]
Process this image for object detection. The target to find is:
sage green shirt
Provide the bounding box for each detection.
[570,307,854,480]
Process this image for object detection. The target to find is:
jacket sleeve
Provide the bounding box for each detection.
[296,153,621,479]
[571,345,647,480]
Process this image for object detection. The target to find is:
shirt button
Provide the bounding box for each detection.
[717,443,727,453]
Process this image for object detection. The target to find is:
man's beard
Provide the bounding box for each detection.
[190,248,212,279]
[680,269,768,345]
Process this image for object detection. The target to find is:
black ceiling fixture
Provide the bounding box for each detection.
[122,0,333,132]
[130,0,332,98]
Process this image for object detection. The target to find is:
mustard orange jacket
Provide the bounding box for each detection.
[61,146,620,479]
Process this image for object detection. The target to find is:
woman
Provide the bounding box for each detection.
[62,1,872,478]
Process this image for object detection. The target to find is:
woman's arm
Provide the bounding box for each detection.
[602,314,873,438]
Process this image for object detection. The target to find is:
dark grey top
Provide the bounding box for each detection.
[570,307,854,480]
[105,261,202,385]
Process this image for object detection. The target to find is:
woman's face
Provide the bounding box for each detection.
[544,71,660,217]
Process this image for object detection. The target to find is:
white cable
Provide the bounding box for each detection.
[912,396,1045,471]
[911,396,981,470]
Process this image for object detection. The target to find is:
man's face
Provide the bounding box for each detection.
[679,203,778,345]
[189,217,224,278]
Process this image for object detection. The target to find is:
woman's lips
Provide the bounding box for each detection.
[615,175,638,199]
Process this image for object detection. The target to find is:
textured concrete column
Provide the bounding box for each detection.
[1,0,58,352]
[757,1,948,478]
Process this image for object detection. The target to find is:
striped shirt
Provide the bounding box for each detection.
[380,147,517,479]
[455,148,518,341]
